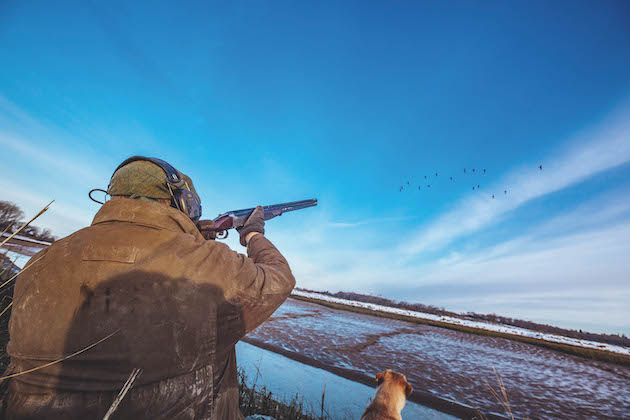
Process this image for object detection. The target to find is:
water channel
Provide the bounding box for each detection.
[236,341,456,420]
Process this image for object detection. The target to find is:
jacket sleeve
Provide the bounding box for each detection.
[215,234,295,353]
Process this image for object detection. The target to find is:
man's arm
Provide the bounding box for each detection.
[215,207,295,352]
[238,233,296,331]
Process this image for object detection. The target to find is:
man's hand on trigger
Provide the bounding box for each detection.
[197,220,217,241]
[237,206,265,246]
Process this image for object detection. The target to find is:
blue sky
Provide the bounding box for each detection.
[1,1,630,334]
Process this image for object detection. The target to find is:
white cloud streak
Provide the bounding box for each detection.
[327,216,414,228]
[0,129,104,187]
[421,222,630,287]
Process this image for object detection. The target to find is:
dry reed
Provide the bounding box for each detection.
[483,367,515,420]
[102,368,143,420]
[0,330,119,382]
[0,200,54,249]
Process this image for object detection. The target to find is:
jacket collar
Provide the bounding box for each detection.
[92,198,204,240]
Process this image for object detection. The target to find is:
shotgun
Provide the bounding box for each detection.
[197,199,317,240]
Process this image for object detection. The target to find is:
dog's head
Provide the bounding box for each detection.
[375,369,413,398]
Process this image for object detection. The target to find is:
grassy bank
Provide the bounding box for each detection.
[238,368,326,420]
[290,295,630,367]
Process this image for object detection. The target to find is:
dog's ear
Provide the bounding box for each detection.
[376,372,386,385]
[405,383,413,397]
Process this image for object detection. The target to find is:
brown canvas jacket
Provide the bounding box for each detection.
[2,198,295,419]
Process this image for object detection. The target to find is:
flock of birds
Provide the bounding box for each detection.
[399,165,543,199]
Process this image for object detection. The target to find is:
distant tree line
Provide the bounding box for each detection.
[299,288,630,348]
[0,201,56,243]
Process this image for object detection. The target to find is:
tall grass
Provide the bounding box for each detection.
[238,367,334,420]
[483,367,514,420]
[466,367,530,420]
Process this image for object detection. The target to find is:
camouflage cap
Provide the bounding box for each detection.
[107,160,198,200]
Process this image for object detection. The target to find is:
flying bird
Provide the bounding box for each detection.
[450,176,453,181]
[472,186,475,190]
[427,184,431,188]
[472,168,475,172]
[464,169,466,173]
[492,194,495,199]
[477,184,480,189]
[539,165,543,170]
[483,169,486,174]
[418,186,421,190]
[504,190,507,195]
[424,175,427,179]
[435,172,438,176]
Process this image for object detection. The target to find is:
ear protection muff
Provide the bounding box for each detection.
[110,156,203,223]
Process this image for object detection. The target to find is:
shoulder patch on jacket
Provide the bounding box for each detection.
[82,245,139,264]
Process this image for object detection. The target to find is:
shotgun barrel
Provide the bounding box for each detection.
[220,198,318,220]
[200,198,318,239]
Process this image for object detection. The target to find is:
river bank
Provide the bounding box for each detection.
[244,297,630,419]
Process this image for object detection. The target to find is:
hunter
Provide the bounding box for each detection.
[1,157,295,419]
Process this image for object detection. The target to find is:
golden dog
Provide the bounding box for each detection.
[360,369,413,420]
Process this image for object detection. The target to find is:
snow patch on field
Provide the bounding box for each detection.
[291,290,630,357]
[1,232,52,246]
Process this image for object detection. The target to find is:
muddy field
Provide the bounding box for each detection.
[244,298,630,419]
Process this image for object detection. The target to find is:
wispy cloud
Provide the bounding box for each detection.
[420,221,630,287]
[0,129,104,187]
[0,95,107,236]
[402,102,630,256]
[327,216,414,228]
[0,95,45,129]
[0,94,114,186]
